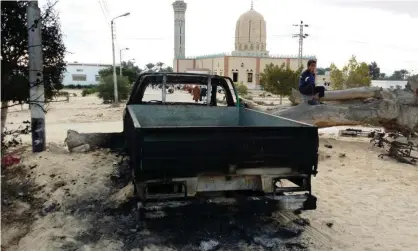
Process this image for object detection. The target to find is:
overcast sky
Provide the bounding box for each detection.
[39,0,418,75]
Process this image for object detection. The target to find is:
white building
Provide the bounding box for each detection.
[371,80,407,89]
[172,1,316,89]
[63,62,112,86]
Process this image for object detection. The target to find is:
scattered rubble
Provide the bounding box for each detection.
[371,131,418,165]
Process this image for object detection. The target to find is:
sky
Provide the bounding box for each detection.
[38,0,418,75]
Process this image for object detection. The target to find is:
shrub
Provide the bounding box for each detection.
[234,81,248,96]
[56,91,69,97]
[81,87,96,97]
[96,75,130,102]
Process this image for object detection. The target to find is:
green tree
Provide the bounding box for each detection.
[142,62,172,73]
[96,75,130,103]
[330,56,371,89]
[163,66,173,72]
[379,73,387,80]
[368,61,380,80]
[145,63,155,72]
[1,1,66,130]
[260,63,302,98]
[330,63,345,90]
[343,56,371,88]
[316,67,330,75]
[155,62,164,71]
[389,69,409,80]
[98,60,140,84]
[234,81,248,96]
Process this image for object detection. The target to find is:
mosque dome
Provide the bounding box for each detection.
[234,7,267,53]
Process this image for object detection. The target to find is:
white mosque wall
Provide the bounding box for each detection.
[173,56,319,89]
[211,57,226,75]
[260,58,287,71]
[228,57,257,85]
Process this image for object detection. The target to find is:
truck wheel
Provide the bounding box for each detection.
[133,179,146,230]
[136,199,146,230]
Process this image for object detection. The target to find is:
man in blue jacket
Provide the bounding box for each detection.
[299,59,325,105]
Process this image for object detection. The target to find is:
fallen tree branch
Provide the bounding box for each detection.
[246,87,418,136]
[290,87,384,105]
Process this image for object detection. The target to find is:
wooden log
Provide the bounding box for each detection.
[246,88,418,135]
[290,86,383,105]
[274,99,418,135]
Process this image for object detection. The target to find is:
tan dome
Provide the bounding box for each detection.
[234,8,267,52]
[238,9,264,21]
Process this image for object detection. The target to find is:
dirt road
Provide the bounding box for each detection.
[2,91,418,250]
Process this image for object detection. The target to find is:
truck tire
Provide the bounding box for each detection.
[133,177,146,230]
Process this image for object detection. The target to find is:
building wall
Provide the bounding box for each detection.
[259,58,287,71]
[228,57,258,89]
[195,58,213,72]
[174,57,225,75]
[288,59,310,71]
[175,56,318,90]
[63,63,111,86]
[174,59,194,72]
[211,57,225,75]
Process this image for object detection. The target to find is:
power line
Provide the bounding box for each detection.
[102,0,111,17]
[97,0,110,25]
[292,20,309,68]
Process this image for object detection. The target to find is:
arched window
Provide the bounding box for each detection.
[261,44,264,50]
[244,44,248,50]
[239,44,242,50]
[250,44,254,50]
[256,44,259,50]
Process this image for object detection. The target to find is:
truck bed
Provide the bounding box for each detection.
[124,105,318,181]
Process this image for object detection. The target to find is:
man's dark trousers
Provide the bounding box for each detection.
[299,84,325,98]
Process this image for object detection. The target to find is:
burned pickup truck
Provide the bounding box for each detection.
[123,73,318,223]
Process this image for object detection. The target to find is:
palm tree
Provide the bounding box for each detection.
[145,63,155,72]
[156,62,165,72]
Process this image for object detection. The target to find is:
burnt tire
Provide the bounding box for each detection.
[136,200,146,230]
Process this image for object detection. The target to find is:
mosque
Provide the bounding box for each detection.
[172,0,317,89]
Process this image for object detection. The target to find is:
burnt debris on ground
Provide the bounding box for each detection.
[370,131,418,165]
[60,158,312,251]
[2,132,315,250]
[338,128,418,165]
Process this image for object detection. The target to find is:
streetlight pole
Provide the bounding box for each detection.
[111,12,130,106]
[120,47,129,76]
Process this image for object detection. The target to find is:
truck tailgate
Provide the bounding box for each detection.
[132,127,318,180]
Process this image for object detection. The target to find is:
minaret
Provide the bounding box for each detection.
[173,0,187,59]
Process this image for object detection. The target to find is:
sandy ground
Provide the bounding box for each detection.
[2,90,418,251]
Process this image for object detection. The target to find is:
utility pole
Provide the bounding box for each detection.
[120,47,129,76]
[110,12,130,106]
[293,20,309,68]
[111,20,118,105]
[27,1,46,152]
